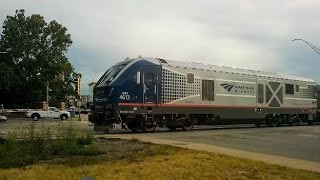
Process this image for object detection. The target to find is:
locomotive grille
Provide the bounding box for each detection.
[161,68,201,103]
[295,85,317,99]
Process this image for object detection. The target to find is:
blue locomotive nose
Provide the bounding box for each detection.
[94,86,114,101]
[93,86,117,108]
[89,85,119,124]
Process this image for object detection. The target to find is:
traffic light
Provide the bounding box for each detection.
[74,77,81,99]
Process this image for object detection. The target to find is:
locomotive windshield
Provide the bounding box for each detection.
[97,63,129,85]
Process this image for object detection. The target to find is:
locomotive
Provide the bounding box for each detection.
[89,57,318,132]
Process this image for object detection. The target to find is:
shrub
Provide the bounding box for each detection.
[0,121,98,168]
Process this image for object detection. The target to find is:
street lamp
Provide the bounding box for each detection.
[292,39,320,55]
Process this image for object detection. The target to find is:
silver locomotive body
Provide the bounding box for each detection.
[90,57,318,132]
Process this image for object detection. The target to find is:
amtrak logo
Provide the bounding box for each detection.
[220,83,255,94]
[220,83,235,92]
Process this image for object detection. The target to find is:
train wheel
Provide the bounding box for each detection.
[127,119,141,133]
[127,125,140,133]
[141,116,157,133]
[269,116,280,127]
[307,120,314,125]
[167,126,177,131]
[141,123,157,132]
[182,119,194,131]
[254,123,261,127]
[290,116,301,126]
[254,120,262,127]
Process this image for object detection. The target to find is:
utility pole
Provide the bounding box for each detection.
[46,72,65,110]
[74,73,82,121]
[46,81,49,109]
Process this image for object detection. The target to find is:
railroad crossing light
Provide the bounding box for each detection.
[74,77,81,99]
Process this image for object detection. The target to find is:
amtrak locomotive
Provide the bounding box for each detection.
[89,57,318,132]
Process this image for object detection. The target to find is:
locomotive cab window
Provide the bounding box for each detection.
[285,84,294,95]
[144,73,154,85]
[202,80,214,101]
[97,62,129,85]
[187,73,194,84]
[296,85,299,92]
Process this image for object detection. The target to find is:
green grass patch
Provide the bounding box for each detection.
[0,122,98,168]
[0,138,319,179]
[1,126,320,179]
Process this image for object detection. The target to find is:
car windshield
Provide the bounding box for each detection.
[49,107,58,111]
[97,63,128,85]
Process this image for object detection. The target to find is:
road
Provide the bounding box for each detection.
[131,125,320,162]
[106,124,320,172]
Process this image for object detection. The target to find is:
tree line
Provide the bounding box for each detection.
[0,9,76,108]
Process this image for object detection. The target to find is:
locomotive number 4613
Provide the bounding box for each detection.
[119,92,130,100]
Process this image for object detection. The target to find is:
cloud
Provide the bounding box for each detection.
[1,0,320,94]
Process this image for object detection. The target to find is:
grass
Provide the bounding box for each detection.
[0,137,319,180]
[0,121,98,168]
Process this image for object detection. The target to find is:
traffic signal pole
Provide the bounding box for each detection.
[78,108,81,121]
[74,74,82,121]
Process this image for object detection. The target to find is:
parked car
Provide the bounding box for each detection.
[0,115,7,122]
[26,107,71,121]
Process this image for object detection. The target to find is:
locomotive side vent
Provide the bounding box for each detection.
[161,68,201,103]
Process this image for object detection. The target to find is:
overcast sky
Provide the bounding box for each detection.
[1,0,320,94]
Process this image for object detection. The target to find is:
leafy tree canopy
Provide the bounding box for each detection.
[0,9,75,108]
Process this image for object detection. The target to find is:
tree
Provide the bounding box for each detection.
[0,9,75,108]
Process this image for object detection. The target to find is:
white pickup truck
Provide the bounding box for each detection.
[26,107,71,121]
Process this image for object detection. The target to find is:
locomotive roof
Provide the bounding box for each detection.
[152,58,315,83]
[124,57,315,83]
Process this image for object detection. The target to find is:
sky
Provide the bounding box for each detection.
[1,0,320,94]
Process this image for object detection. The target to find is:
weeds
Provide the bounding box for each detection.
[1,140,319,180]
[0,121,97,168]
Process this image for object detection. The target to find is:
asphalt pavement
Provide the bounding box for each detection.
[105,124,320,172]
[127,125,320,163]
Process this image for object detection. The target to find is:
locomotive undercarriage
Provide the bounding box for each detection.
[90,107,316,133]
[262,114,314,127]
[123,113,195,132]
